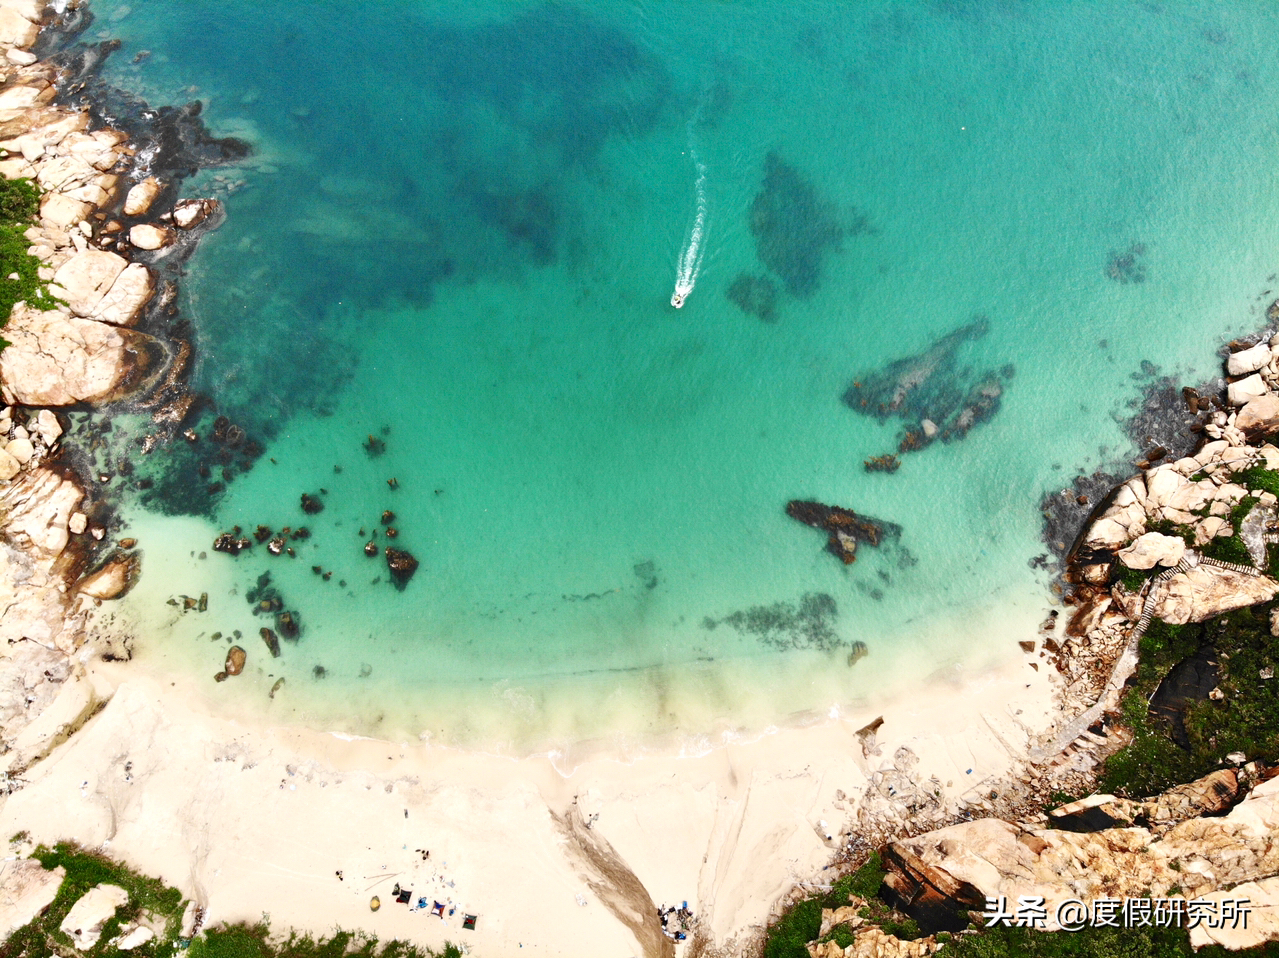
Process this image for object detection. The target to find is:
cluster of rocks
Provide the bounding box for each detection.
[785,500,901,565]
[842,317,1014,468]
[803,766,1279,956]
[0,0,242,772]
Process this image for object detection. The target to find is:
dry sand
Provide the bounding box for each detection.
[0,642,1057,957]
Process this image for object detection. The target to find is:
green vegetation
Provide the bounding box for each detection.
[937,924,1279,956]
[0,176,58,348]
[1115,563,1153,593]
[1239,465,1279,499]
[1100,603,1279,796]
[1144,518,1196,547]
[1,846,460,958]
[766,852,921,958]
[1202,532,1252,565]
[189,926,461,958]
[1,842,187,958]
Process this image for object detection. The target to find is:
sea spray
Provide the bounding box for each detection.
[671,122,708,309]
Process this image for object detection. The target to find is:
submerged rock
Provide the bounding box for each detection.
[844,316,1013,460]
[385,546,420,587]
[300,492,324,514]
[749,152,855,298]
[259,627,280,658]
[276,610,300,640]
[224,645,246,676]
[212,531,251,556]
[725,273,779,323]
[364,539,378,557]
[785,500,901,564]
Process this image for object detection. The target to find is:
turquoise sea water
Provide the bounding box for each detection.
[87,0,1279,750]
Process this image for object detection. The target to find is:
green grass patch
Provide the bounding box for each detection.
[1144,519,1196,546]
[1202,533,1252,566]
[1240,466,1279,499]
[1100,603,1279,796]
[189,926,461,958]
[936,923,1279,956]
[0,847,461,958]
[0,177,59,348]
[0,842,187,958]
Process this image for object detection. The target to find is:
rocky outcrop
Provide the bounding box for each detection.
[877,773,1279,943]
[60,883,129,950]
[1116,531,1185,570]
[785,500,901,564]
[0,859,64,943]
[1148,563,1279,624]
[0,303,166,406]
[1048,768,1240,832]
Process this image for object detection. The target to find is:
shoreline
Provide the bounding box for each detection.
[2,2,1275,957]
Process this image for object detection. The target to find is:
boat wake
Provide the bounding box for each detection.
[671,131,707,309]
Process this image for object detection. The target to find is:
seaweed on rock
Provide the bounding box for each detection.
[711,592,847,652]
[843,316,1014,460]
[785,500,902,565]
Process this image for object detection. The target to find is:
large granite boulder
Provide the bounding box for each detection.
[0,860,66,943]
[0,304,165,406]
[1228,342,1273,376]
[1117,531,1185,570]
[1150,565,1279,625]
[52,251,153,326]
[1236,396,1279,437]
[1229,373,1269,407]
[60,883,129,950]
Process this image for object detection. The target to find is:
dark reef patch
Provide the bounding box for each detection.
[785,500,902,565]
[708,592,847,653]
[1106,242,1149,284]
[843,316,1014,461]
[725,273,779,323]
[749,152,869,298]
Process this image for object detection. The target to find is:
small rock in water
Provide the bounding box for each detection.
[386,527,398,538]
[214,532,251,556]
[277,611,300,640]
[260,627,280,657]
[387,478,399,490]
[385,547,420,587]
[225,645,246,676]
[381,510,396,525]
[364,540,378,557]
[301,493,325,514]
[270,677,285,699]
[364,435,386,457]
[254,525,273,543]
[119,538,138,549]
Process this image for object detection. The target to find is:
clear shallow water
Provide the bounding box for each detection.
[85,0,1279,749]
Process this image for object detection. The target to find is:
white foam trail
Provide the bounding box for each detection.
[671,144,707,309]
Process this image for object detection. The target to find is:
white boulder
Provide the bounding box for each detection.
[34,409,61,446]
[0,860,66,943]
[128,224,173,250]
[116,926,155,950]
[60,883,129,951]
[1118,532,1186,570]
[1229,342,1273,377]
[122,176,162,216]
[0,447,19,481]
[5,437,34,465]
[1229,374,1269,407]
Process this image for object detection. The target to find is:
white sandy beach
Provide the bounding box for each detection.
[0,634,1057,957]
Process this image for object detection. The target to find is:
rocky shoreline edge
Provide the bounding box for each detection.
[759,315,1279,957]
[0,0,242,777]
[0,3,1277,958]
